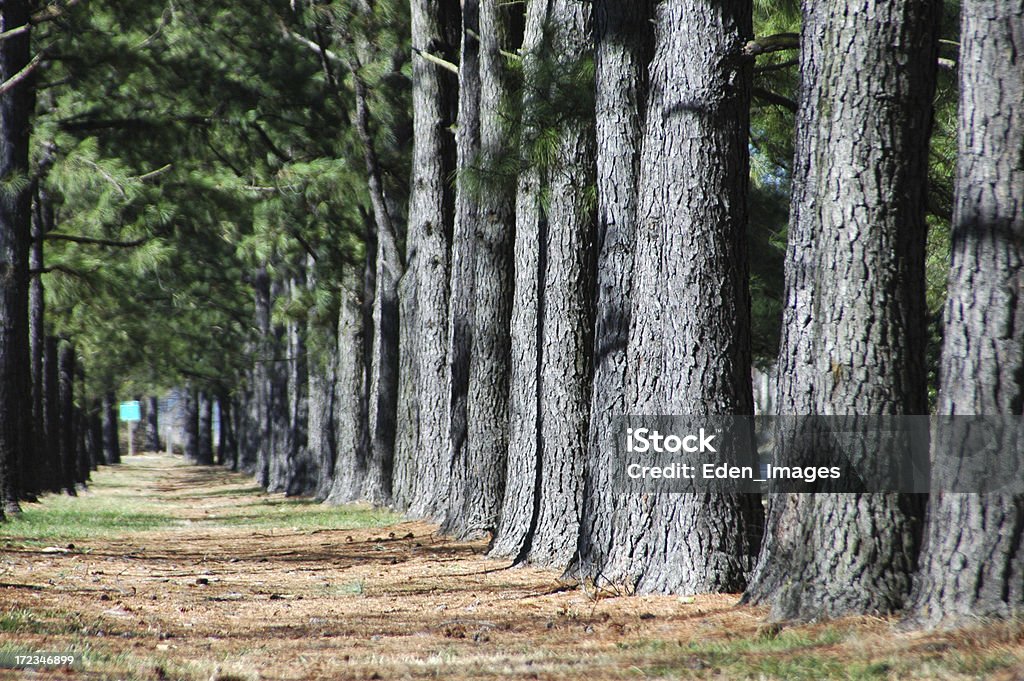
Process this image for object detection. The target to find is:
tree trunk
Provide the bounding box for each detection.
[266,276,291,492]
[911,0,1024,627]
[405,0,460,520]
[252,265,272,482]
[27,191,51,499]
[43,338,61,487]
[352,59,402,507]
[74,365,89,485]
[57,341,77,495]
[390,268,417,509]
[197,391,214,465]
[604,0,762,594]
[570,0,653,583]
[744,0,939,620]
[309,342,336,500]
[144,396,160,451]
[0,0,33,518]
[183,389,199,463]
[441,0,482,536]
[101,389,121,465]
[491,0,596,567]
[444,0,521,539]
[86,407,102,471]
[327,269,368,504]
[490,0,549,559]
[285,271,313,496]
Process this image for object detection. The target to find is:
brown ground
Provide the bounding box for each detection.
[2,454,1023,680]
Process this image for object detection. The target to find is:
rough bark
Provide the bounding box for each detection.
[444,0,521,539]
[101,389,120,465]
[183,389,199,463]
[266,276,292,492]
[570,0,653,582]
[353,59,402,507]
[441,0,482,536]
[252,265,273,482]
[607,0,762,594]
[744,0,939,620]
[0,0,32,517]
[285,270,313,496]
[327,270,369,504]
[86,408,102,471]
[75,368,89,484]
[57,341,77,495]
[390,268,417,509]
[492,0,596,567]
[406,0,460,520]
[911,0,1024,627]
[310,332,337,500]
[27,190,50,498]
[40,337,59,487]
[144,395,160,451]
[490,0,549,559]
[197,391,214,465]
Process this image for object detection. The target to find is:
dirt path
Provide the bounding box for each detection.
[2,454,1022,680]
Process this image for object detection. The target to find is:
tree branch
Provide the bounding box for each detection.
[412,46,458,74]
[0,52,45,97]
[0,0,84,42]
[744,33,800,57]
[31,264,90,278]
[44,233,148,248]
[752,87,797,113]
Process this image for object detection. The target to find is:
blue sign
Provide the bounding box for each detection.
[119,401,141,422]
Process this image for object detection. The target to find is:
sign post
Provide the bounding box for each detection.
[119,401,141,456]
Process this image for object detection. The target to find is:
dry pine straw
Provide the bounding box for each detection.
[1,454,1023,680]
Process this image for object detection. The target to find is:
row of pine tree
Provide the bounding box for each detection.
[0,0,1020,628]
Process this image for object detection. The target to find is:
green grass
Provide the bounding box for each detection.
[0,455,397,548]
[623,626,1024,680]
[0,608,82,635]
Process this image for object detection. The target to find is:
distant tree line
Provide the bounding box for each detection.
[0,0,1020,628]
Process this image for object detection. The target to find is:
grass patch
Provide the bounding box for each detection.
[0,495,175,545]
[0,608,82,635]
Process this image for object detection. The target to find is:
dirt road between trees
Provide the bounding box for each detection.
[2,454,1022,680]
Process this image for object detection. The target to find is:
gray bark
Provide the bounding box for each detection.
[183,388,199,463]
[74,370,88,485]
[406,0,460,520]
[310,332,337,501]
[491,0,596,567]
[285,269,313,496]
[144,395,160,451]
[0,0,32,517]
[197,391,214,465]
[445,0,520,539]
[744,0,939,620]
[441,0,482,536]
[911,0,1024,627]
[612,0,762,593]
[57,341,77,495]
[327,269,369,504]
[266,275,291,492]
[252,266,272,482]
[490,0,550,560]
[390,267,418,510]
[570,0,653,584]
[101,389,120,465]
[27,190,50,497]
[352,59,402,507]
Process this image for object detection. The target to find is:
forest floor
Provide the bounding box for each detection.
[2,454,1024,680]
